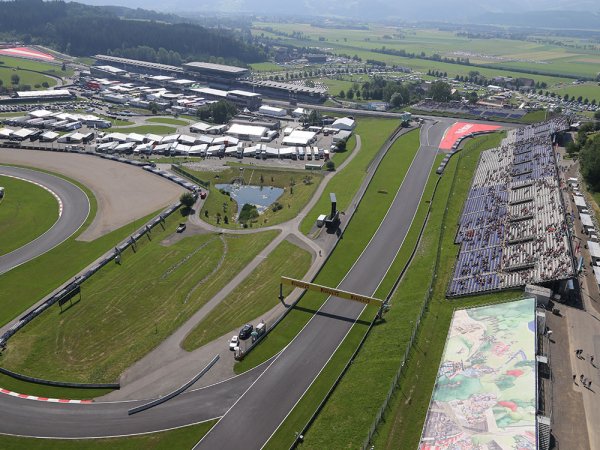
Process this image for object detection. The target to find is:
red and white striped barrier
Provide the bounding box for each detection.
[0,388,92,403]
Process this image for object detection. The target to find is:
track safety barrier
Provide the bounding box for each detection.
[127,355,219,415]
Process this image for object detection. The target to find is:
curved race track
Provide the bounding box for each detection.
[0,165,89,275]
[0,120,453,442]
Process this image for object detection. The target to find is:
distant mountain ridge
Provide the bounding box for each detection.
[77,0,600,28]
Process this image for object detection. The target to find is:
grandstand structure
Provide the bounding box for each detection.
[448,118,574,297]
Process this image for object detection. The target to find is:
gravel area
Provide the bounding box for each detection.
[0,149,184,241]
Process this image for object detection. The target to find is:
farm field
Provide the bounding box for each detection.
[552,82,600,104]
[0,175,58,256]
[252,22,600,88]
[182,238,312,350]
[0,213,278,383]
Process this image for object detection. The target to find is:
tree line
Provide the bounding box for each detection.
[0,0,266,64]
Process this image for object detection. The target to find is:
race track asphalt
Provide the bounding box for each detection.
[0,362,267,438]
[195,121,447,449]
[0,165,89,275]
[0,120,450,442]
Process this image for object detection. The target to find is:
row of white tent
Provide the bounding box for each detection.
[0,127,60,142]
[98,132,240,147]
[97,139,328,160]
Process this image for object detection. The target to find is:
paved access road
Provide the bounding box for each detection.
[0,165,89,275]
[195,120,447,449]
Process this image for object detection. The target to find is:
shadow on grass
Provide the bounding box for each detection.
[293,305,371,326]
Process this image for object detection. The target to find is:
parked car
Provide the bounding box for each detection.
[229,335,239,351]
[200,191,207,199]
[239,324,253,340]
[176,223,186,233]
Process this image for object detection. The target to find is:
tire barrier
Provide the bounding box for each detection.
[0,366,119,389]
[127,354,219,415]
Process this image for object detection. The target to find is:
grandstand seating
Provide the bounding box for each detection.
[448,117,574,297]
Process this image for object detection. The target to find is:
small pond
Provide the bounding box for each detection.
[216,183,284,218]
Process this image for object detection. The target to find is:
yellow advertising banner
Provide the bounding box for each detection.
[281,276,382,305]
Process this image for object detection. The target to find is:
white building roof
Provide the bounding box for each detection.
[126,133,145,143]
[282,130,316,146]
[581,214,594,228]
[0,128,14,138]
[594,266,600,285]
[227,123,268,138]
[12,128,34,138]
[574,195,587,208]
[589,241,600,259]
[190,122,211,132]
[331,117,356,130]
[29,109,55,119]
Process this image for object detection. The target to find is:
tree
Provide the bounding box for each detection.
[11,74,19,85]
[467,91,479,104]
[149,101,159,115]
[339,90,345,99]
[347,88,354,100]
[41,81,49,88]
[336,140,347,152]
[180,192,195,208]
[325,160,335,171]
[430,81,452,102]
[61,62,66,71]
[579,135,600,191]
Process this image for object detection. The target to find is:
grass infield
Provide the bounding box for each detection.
[0,175,58,257]
[0,225,278,383]
[182,239,313,351]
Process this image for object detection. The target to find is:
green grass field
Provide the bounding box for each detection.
[0,419,216,450]
[235,128,420,374]
[0,224,278,383]
[0,55,72,76]
[299,118,400,234]
[0,175,58,256]
[0,66,57,90]
[110,125,176,135]
[192,166,323,229]
[250,62,285,72]
[146,117,190,126]
[552,82,600,104]
[182,239,312,350]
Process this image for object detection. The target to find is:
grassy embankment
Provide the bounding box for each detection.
[299,118,400,235]
[0,223,278,384]
[182,239,312,350]
[0,175,58,256]
[235,127,420,375]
